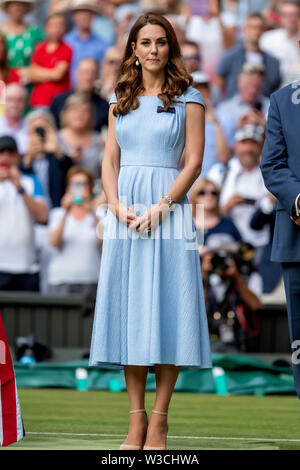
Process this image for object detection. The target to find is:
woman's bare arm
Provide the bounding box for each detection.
[158,102,205,206]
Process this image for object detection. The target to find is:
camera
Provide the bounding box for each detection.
[210,242,256,276]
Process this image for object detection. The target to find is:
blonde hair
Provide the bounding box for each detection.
[189,178,221,218]
[60,92,96,129]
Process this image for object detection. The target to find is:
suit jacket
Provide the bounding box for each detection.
[260,81,300,262]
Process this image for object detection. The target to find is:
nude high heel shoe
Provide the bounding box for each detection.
[143,409,168,450]
[119,409,148,450]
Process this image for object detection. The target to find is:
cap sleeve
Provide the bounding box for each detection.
[109,92,117,105]
[184,86,205,110]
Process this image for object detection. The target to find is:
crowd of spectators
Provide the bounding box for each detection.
[0,0,299,348]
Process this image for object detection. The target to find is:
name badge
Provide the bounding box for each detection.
[157,105,176,114]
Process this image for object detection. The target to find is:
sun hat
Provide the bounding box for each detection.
[69,0,101,15]
[0,0,36,11]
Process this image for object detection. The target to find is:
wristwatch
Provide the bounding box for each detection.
[17,186,26,195]
[163,195,175,208]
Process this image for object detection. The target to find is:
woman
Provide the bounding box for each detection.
[48,166,102,299]
[89,12,211,450]
[190,178,242,252]
[0,0,44,69]
[58,93,103,181]
[96,46,123,102]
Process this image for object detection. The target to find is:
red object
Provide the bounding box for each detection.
[29,40,72,107]
[0,312,25,446]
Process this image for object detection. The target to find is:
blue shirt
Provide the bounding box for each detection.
[204,217,242,248]
[64,29,110,87]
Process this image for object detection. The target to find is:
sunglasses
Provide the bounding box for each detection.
[183,55,201,61]
[107,59,120,65]
[197,190,218,196]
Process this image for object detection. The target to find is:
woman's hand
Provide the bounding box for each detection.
[44,127,63,156]
[129,202,170,233]
[61,193,73,212]
[113,201,140,227]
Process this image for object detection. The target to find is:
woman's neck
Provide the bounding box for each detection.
[141,70,165,94]
[199,210,220,229]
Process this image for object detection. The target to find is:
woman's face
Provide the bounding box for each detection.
[196,183,219,212]
[105,51,122,75]
[66,103,91,130]
[132,24,170,75]
[6,2,29,21]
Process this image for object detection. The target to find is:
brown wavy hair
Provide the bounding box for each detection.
[112,12,193,117]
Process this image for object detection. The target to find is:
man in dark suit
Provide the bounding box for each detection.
[260,78,300,399]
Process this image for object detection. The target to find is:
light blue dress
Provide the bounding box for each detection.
[89,86,212,370]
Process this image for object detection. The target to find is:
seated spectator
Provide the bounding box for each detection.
[215,63,270,148]
[216,12,281,100]
[19,12,72,107]
[181,39,202,73]
[187,71,231,183]
[207,124,269,258]
[64,0,111,87]
[48,166,102,299]
[186,0,237,80]
[0,1,44,69]
[0,83,29,155]
[259,0,300,86]
[58,93,103,181]
[50,57,109,131]
[189,178,242,251]
[0,135,48,292]
[97,46,123,102]
[20,108,73,209]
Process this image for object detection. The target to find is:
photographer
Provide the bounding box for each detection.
[48,166,102,300]
[21,108,73,209]
[0,135,47,292]
[201,243,262,352]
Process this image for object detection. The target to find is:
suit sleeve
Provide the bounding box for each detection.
[260,93,300,216]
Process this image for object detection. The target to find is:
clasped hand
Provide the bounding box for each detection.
[115,201,170,233]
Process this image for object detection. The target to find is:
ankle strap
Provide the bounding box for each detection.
[152,409,168,416]
[130,408,146,414]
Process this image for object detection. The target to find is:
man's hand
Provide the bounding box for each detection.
[9,165,22,190]
[221,194,245,213]
[290,215,300,226]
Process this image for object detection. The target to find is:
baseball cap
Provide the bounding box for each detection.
[0,135,18,152]
[235,124,264,143]
[191,71,210,85]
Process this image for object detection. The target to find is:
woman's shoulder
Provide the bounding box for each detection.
[109,91,118,106]
[182,86,205,109]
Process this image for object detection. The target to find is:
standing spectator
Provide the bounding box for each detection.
[48,166,102,299]
[50,58,109,131]
[19,12,72,107]
[57,92,103,180]
[207,124,269,256]
[64,0,111,87]
[186,0,237,80]
[21,108,73,209]
[216,12,281,100]
[215,63,269,148]
[0,83,29,155]
[97,46,123,101]
[259,0,300,85]
[0,135,48,292]
[0,0,44,69]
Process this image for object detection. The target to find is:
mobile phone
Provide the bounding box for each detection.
[35,126,46,143]
[71,182,85,204]
[243,198,256,205]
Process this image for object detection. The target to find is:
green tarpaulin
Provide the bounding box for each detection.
[13,354,296,396]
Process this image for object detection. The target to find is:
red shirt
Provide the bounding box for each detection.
[30,40,72,107]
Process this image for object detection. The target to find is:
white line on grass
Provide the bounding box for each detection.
[26,432,300,443]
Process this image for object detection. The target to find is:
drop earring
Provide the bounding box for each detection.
[135,57,140,66]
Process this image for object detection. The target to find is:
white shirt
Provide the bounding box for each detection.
[259,28,300,86]
[186,14,237,79]
[0,116,29,156]
[0,175,42,273]
[48,207,102,285]
[207,156,270,247]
